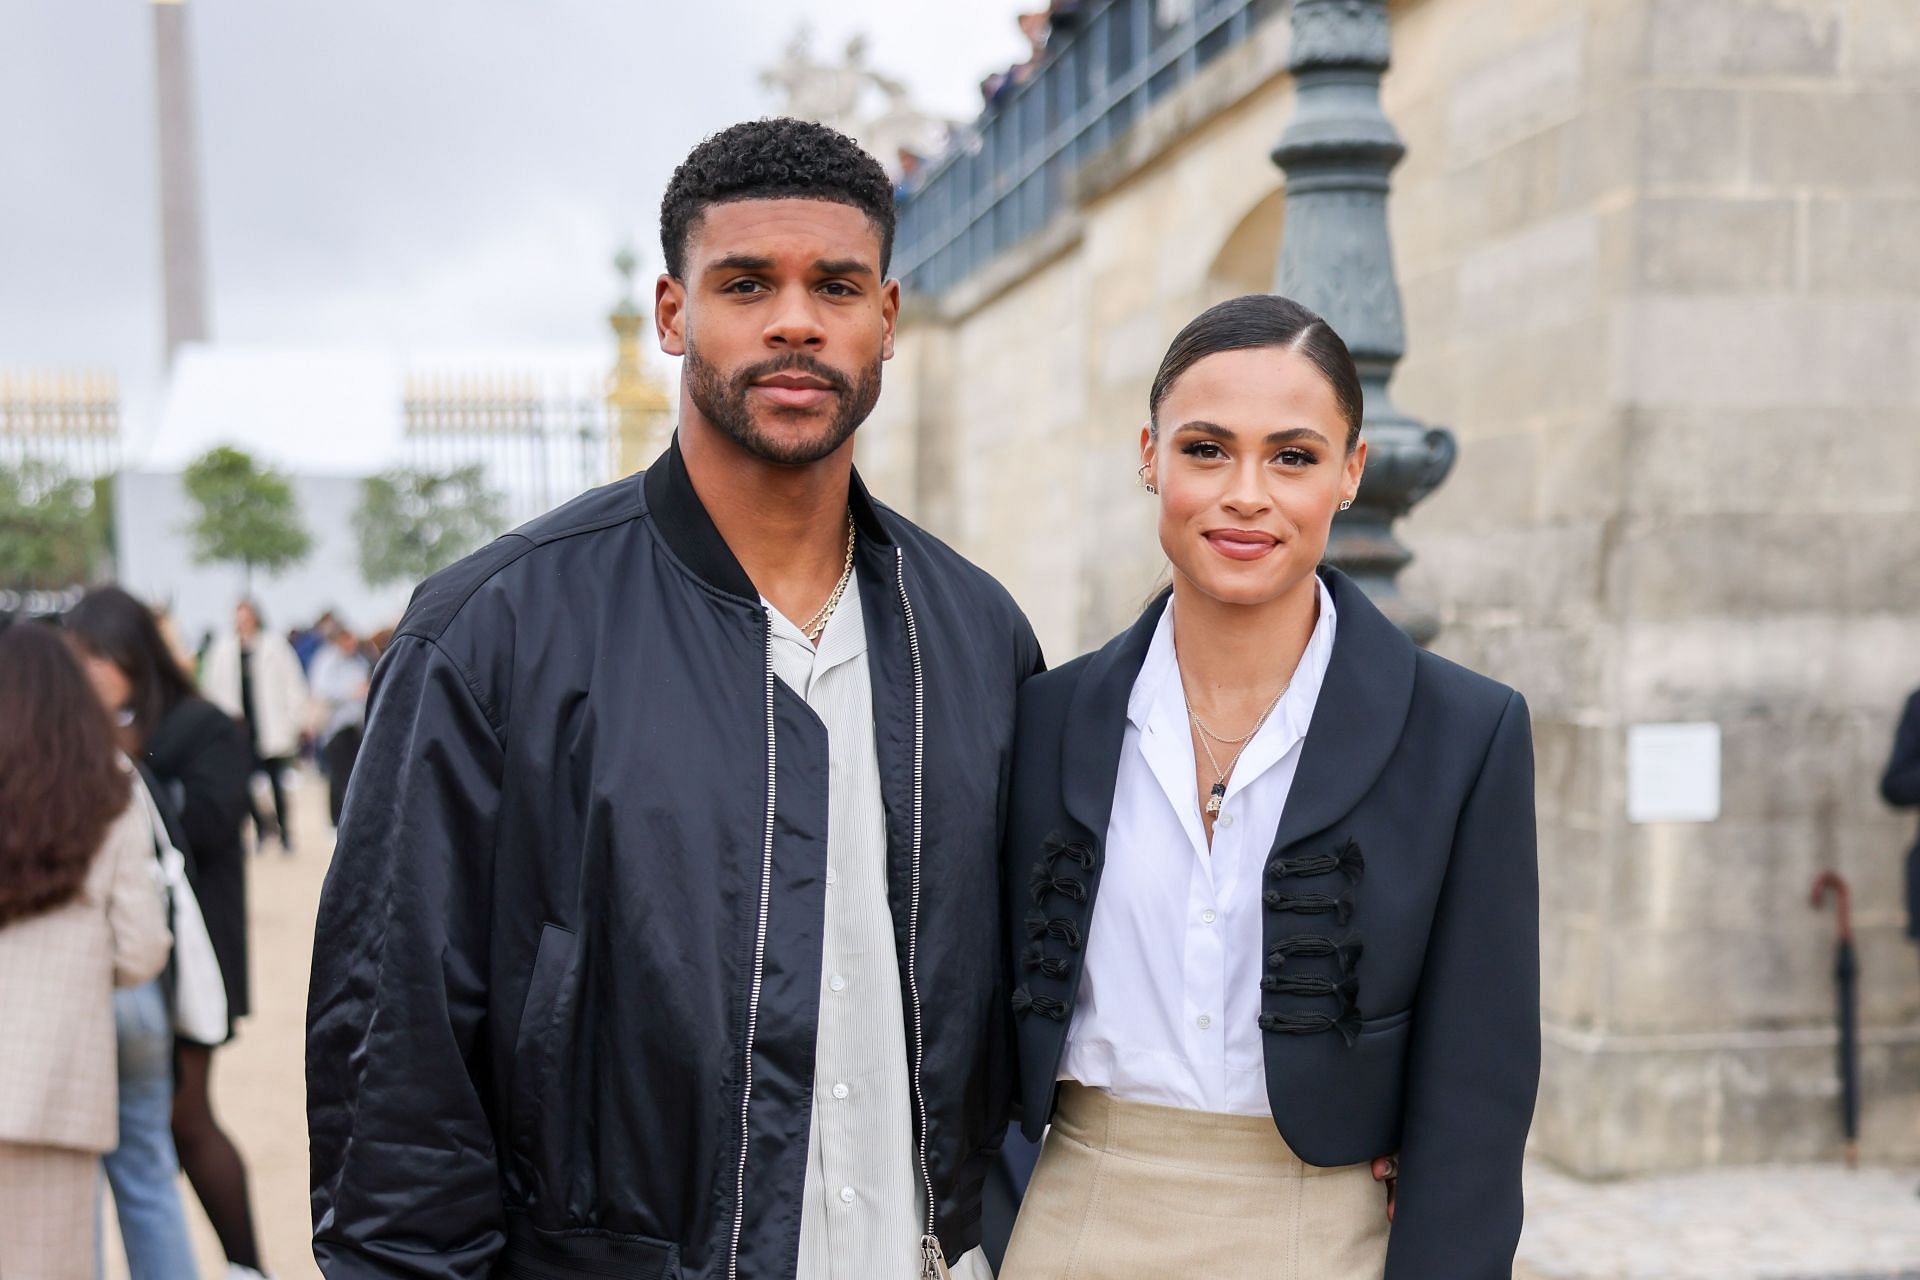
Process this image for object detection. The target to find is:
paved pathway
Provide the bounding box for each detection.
[105,773,1920,1279]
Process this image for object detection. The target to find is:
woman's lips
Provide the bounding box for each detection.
[1203,530,1280,561]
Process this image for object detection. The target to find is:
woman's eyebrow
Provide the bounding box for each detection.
[1173,420,1331,446]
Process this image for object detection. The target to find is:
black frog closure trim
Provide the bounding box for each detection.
[1259,835,1364,1047]
[1015,836,1097,1023]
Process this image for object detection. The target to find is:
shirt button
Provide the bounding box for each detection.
[825,867,838,887]
[829,974,847,993]
[832,1082,850,1100]
[839,1186,856,1205]
[1217,813,1235,828]
[1196,1014,1213,1030]
[1201,909,1217,925]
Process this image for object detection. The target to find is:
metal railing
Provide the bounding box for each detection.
[894,0,1288,297]
[401,372,613,526]
[0,371,121,480]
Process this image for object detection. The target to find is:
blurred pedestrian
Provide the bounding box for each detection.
[66,620,200,1280]
[0,623,171,1280]
[307,622,371,828]
[66,587,270,1280]
[1883,686,1920,950]
[292,609,338,674]
[203,599,308,853]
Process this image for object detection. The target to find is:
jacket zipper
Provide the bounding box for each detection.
[727,618,779,1280]
[895,549,941,1277]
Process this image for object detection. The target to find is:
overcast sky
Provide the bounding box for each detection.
[0,0,1032,434]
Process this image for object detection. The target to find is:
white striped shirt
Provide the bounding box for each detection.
[768,582,990,1280]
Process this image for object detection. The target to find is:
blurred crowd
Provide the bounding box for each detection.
[0,587,388,1280]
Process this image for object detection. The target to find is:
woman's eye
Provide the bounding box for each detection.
[1276,448,1317,467]
[1180,441,1225,459]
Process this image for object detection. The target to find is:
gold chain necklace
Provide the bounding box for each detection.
[1185,684,1288,815]
[801,516,857,642]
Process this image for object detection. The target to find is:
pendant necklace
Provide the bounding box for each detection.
[1186,682,1288,815]
[801,516,857,642]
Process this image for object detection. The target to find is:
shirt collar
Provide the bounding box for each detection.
[1128,574,1340,794]
[762,560,869,688]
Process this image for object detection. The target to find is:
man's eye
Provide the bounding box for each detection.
[820,282,857,297]
[724,279,766,294]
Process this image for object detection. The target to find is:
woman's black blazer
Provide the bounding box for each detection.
[1003,567,1539,1277]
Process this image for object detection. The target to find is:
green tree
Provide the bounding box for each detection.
[180,445,312,589]
[0,457,102,590]
[354,464,506,588]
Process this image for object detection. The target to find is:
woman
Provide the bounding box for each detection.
[306,622,371,828]
[0,623,172,1280]
[1000,295,1539,1278]
[202,598,308,853]
[67,587,270,1279]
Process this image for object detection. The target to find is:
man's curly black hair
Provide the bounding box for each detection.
[659,117,897,280]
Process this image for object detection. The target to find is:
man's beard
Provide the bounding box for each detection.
[684,341,883,467]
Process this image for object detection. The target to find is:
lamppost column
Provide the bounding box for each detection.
[1272,0,1456,643]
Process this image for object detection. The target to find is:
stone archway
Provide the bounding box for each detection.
[1202,185,1286,306]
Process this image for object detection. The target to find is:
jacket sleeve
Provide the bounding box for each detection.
[1882,692,1920,808]
[1385,690,1540,1280]
[104,787,172,988]
[308,634,505,1278]
[174,713,253,870]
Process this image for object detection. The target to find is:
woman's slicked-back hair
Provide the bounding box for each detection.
[1147,294,1364,449]
[0,621,129,927]
[64,586,197,751]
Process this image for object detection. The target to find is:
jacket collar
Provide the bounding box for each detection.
[641,431,895,605]
[1061,568,1417,849]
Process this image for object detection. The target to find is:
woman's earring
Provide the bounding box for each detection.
[1339,497,1353,511]
[1138,464,1157,495]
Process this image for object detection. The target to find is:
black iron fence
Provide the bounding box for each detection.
[894,0,1288,297]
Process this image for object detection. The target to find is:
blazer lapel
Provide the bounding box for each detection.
[1269,568,1419,851]
[1061,592,1168,842]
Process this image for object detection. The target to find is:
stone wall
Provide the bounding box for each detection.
[861,0,1920,1173]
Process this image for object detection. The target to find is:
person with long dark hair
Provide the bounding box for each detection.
[0,623,171,1280]
[66,587,270,1279]
[1000,295,1539,1278]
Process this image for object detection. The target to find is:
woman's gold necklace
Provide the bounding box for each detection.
[801,516,857,642]
[1185,682,1288,815]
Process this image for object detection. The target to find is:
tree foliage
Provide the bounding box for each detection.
[180,445,312,586]
[354,464,506,589]
[0,457,103,590]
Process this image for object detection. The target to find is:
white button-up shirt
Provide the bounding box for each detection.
[768,581,991,1280]
[1059,577,1338,1117]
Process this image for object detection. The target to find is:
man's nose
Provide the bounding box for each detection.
[763,289,827,349]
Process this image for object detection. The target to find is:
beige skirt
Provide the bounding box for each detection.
[0,1140,98,1280]
[1000,1083,1389,1280]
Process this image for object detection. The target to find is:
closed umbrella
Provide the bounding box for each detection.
[1809,870,1858,1168]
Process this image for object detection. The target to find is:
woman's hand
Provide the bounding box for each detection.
[1370,1154,1399,1222]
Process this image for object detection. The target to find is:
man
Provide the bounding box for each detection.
[308,119,1040,1280]
[305,622,371,828]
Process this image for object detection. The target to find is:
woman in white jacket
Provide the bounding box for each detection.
[0,622,171,1280]
[202,599,308,852]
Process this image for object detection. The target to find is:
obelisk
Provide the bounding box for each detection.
[153,0,210,364]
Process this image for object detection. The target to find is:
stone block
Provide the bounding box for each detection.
[1458,212,1603,333]
[1647,0,1844,78]
[1606,922,1831,1033]
[1611,511,1853,620]
[1843,0,1920,79]
[1535,719,1614,829]
[1539,911,1607,1028]
[1447,21,1588,165]
[1611,296,1920,410]
[1635,197,1799,292]
[1808,196,1920,295]
[1458,310,1614,429]
[1531,415,1624,524]
[1639,88,1745,188]
[1747,89,1920,190]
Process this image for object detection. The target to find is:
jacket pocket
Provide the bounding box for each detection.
[1359,1006,1412,1036]
[510,922,579,1201]
[503,1213,681,1280]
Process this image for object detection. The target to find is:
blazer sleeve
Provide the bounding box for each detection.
[1385,690,1540,1280]
[103,788,172,989]
[1882,692,1920,808]
[308,634,505,1279]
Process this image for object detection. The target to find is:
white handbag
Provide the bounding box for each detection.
[136,777,230,1045]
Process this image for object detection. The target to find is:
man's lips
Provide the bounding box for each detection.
[1203,529,1281,561]
[750,373,837,409]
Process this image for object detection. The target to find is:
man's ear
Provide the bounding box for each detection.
[880,277,901,361]
[656,274,687,357]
